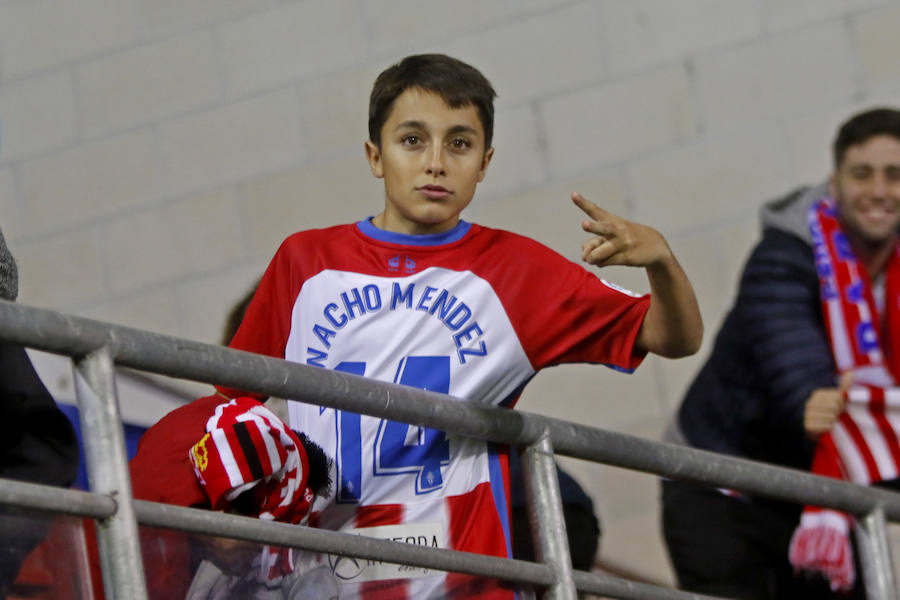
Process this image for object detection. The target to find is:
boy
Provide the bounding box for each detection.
[222,53,702,599]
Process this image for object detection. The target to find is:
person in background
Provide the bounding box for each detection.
[0,227,79,598]
[662,107,900,599]
[132,394,336,600]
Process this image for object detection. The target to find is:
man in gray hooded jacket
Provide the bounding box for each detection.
[661,107,900,599]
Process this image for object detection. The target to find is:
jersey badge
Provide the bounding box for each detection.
[388,255,417,274]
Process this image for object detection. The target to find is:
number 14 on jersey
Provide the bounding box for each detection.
[327,356,452,503]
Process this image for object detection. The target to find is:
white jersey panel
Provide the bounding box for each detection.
[284,267,533,507]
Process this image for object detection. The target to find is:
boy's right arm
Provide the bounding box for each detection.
[572,192,703,359]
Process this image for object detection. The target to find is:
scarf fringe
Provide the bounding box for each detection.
[788,510,854,592]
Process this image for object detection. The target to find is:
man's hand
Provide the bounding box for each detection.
[573,192,671,268]
[804,372,854,439]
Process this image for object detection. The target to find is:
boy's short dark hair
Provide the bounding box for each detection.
[833,107,900,167]
[368,54,497,150]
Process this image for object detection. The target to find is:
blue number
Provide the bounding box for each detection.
[333,361,365,503]
[374,356,451,494]
[329,356,451,503]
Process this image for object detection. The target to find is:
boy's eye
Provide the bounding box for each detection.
[449,138,471,149]
[402,135,421,146]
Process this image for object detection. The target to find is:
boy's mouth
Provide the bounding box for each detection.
[418,185,451,199]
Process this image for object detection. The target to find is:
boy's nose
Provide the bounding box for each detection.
[426,148,446,176]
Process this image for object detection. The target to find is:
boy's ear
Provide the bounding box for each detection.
[477,147,495,182]
[365,140,384,179]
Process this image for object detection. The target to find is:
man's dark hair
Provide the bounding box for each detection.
[833,107,900,167]
[368,53,497,150]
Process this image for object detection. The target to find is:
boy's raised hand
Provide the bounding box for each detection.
[572,191,703,357]
[573,192,670,268]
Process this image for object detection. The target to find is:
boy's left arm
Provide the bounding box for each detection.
[573,193,703,358]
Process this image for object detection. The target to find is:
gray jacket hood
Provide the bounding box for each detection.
[758,182,830,245]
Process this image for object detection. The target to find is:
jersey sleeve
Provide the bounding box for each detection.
[217,236,305,399]
[491,235,650,372]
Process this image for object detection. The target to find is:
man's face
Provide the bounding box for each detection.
[365,88,493,235]
[830,134,900,248]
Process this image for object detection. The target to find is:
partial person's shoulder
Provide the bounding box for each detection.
[739,227,817,291]
[139,394,222,448]
[268,223,361,265]
[752,227,816,263]
[759,182,828,244]
[279,222,359,248]
[130,394,224,505]
[737,184,825,276]
[465,223,606,285]
[469,223,563,257]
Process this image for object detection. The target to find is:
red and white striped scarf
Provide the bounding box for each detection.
[189,397,314,582]
[788,198,900,591]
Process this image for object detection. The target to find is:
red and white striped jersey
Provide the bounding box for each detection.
[224,219,650,599]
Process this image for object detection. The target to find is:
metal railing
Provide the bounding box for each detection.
[0,298,898,600]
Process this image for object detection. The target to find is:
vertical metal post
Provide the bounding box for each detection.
[73,347,148,600]
[521,433,577,600]
[855,507,898,600]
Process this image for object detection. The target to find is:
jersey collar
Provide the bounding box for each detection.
[356,218,472,247]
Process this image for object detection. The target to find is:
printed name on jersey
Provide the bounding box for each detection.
[306,281,488,367]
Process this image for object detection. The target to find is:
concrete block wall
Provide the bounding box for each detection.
[2,0,900,586]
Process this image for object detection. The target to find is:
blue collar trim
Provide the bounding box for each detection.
[356,218,472,246]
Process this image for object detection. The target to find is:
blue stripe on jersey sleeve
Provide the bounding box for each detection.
[356,218,472,246]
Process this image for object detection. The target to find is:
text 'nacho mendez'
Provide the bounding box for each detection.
[306,282,488,366]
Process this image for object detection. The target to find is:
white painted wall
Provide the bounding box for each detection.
[3,0,900,585]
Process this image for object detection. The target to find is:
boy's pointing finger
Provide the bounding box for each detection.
[571,192,608,220]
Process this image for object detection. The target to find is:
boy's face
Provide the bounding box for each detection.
[830,134,900,248]
[365,87,493,235]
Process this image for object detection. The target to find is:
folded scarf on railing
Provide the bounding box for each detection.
[789,199,900,591]
[189,397,314,583]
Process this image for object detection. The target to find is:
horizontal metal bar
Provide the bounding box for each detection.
[133,500,554,588]
[1,300,899,521]
[7,301,900,522]
[547,424,900,520]
[572,570,724,600]
[0,477,116,519]
[0,480,729,599]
